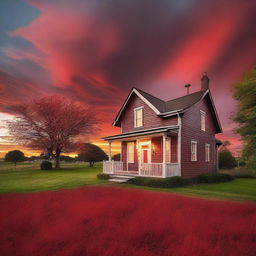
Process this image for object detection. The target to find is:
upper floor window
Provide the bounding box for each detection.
[205,144,210,162]
[134,107,143,128]
[127,142,135,163]
[200,110,206,131]
[191,140,197,161]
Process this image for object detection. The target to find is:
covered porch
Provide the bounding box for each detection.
[103,126,181,178]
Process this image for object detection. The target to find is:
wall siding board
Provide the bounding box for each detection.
[181,98,217,178]
[120,94,178,133]
[151,137,163,163]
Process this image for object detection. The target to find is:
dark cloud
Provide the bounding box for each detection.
[0,0,255,153]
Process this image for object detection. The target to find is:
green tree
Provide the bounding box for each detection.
[233,68,256,167]
[78,143,107,167]
[4,150,25,166]
[219,149,237,169]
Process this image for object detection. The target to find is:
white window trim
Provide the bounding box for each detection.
[134,106,144,128]
[139,140,151,164]
[127,142,135,163]
[200,110,206,131]
[191,140,197,161]
[205,143,210,162]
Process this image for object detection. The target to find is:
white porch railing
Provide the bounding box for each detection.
[140,163,163,177]
[166,163,179,177]
[103,160,123,174]
[103,161,179,177]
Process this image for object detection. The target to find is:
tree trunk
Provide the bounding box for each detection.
[89,161,94,167]
[55,148,61,169]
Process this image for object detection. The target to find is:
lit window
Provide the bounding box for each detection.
[127,142,135,163]
[200,110,206,131]
[134,107,143,127]
[165,137,171,163]
[205,144,210,162]
[191,141,197,161]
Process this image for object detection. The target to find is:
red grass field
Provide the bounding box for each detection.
[0,186,256,256]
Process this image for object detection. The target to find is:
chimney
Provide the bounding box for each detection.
[184,84,191,95]
[201,72,209,90]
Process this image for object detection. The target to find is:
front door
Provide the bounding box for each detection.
[139,142,151,173]
[142,149,148,163]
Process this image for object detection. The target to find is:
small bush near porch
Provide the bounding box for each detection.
[0,187,255,256]
[128,176,188,188]
[128,173,233,188]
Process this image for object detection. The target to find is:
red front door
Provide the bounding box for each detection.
[143,150,148,163]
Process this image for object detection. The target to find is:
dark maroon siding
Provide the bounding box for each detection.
[121,141,138,171]
[171,136,178,163]
[120,94,178,133]
[151,137,162,163]
[181,98,217,178]
[121,141,127,167]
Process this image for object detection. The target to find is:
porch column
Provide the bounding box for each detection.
[162,135,166,178]
[108,141,112,161]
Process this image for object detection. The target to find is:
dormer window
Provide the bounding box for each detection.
[134,107,143,128]
[200,110,206,131]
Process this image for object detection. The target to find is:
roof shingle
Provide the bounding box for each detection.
[135,87,206,113]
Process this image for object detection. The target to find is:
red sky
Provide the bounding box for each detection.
[0,0,256,157]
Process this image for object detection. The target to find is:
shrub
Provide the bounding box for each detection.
[197,173,233,183]
[128,176,188,188]
[97,173,110,180]
[220,168,256,178]
[219,150,237,169]
[40,161,53,170]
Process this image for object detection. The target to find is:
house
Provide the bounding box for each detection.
[103,73,222,178]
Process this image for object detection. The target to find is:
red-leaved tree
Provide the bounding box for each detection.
[8,95,98,168]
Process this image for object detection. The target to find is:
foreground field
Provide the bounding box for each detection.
[0,186,255,256]
[1,161,256,200]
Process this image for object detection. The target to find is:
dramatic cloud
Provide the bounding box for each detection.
[0,0,256,155]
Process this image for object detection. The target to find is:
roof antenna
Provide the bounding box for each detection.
[184,84,191,95]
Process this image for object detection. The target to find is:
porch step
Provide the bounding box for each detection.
[108,174,135,183]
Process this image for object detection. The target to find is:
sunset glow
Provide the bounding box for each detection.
[0,0,256,157]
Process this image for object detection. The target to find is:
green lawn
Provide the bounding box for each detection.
[124,179,256,201]
[0,161,106,194]
[0,161,256,201]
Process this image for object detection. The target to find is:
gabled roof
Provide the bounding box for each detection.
[135,88,165,112]
[113,87,222,133]
[163,90,206,114]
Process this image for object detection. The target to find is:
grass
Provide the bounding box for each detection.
[172,178,256,200]
[1,186,256,256]
[124,178,256,201]
[0,161,256,201]
[0,161,106,194]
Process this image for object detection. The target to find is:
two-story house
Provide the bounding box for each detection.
[103,73,222,178]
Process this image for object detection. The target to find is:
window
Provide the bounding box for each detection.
[200,110,206,131]
[127,142,135,163]
[205,144,210,162]
[191,140,197,161]
[134,107,143,128]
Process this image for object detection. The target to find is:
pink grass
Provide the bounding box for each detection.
[0,187,256,256]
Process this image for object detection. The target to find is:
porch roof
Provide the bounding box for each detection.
[103,125,179,141]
